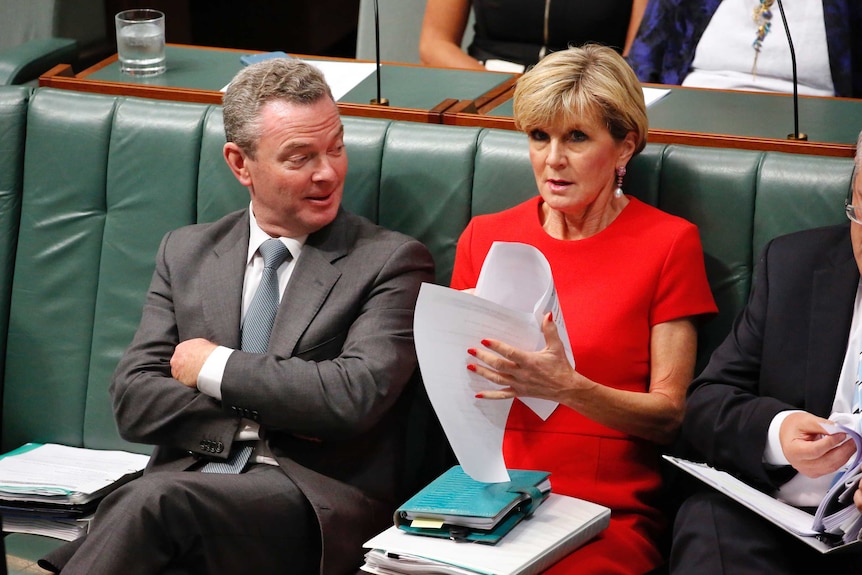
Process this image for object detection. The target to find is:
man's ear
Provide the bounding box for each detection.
[223,142,253,186]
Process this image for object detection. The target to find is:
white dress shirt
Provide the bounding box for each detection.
[195,204,306,462]
[765,280,862,506]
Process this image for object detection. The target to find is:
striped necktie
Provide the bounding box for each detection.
[201,238,291,474]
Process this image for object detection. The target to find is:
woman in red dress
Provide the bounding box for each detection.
[451,45,717,574]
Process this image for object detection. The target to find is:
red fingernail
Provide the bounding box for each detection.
[475,393,485,399]
[466,364,477,372]
[548,312,553,322]
[467,348,477,356]
[481,339,490,347]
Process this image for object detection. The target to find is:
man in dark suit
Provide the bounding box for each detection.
[670,135,862,572]
[41,58,434,575]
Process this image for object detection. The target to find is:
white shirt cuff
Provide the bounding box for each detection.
[764,410,804,466]
[196,345,233,400]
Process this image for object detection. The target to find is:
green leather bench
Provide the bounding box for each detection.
[0,39,77,86]
[0,85,854,572]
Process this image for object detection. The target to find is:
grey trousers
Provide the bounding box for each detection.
[40,463,319,575]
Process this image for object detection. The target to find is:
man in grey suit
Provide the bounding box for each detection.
[41,58,435,575]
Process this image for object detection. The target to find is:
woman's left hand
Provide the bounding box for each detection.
[468,313,591,401]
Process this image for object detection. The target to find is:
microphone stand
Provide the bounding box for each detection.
[369,0,389,106]
[774,0,806,140]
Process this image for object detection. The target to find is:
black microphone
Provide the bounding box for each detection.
[774,0,807,141]
[369,0,389,106]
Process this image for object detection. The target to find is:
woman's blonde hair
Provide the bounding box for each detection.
[513,44,648,154]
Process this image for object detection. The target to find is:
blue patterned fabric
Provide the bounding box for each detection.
[626,0,862,98]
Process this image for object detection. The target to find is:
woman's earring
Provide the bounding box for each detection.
[614,166,626,198]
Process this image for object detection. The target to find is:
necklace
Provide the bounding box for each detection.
[751,0,776,77]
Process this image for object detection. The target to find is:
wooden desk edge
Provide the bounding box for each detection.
[442,112,854,157]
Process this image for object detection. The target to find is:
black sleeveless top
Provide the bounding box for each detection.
[467,0,633,67]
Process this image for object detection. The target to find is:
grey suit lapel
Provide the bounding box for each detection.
[269,211,351,355]
[200,213,249,349]
[807,238,859,416]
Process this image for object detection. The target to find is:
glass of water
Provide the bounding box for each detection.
[115,9,166,76]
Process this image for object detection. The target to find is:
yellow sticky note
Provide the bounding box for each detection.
[410,517,445,529]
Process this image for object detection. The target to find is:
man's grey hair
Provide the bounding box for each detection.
[223,58,334,157]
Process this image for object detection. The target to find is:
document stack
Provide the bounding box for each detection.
[363,493,610,575]
[666,422,862,554]
[394,465,551,544]
[0,443,150,541]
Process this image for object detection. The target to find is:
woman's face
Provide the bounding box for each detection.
[527,110,635,217]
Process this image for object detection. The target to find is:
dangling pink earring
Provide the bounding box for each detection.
[614,166,626,198]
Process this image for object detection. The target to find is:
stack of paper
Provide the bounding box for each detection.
[1,513,93,542]
[362,494,610,575]
[0,443,150,540]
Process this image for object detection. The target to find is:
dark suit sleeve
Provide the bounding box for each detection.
[682,238,799,488]
[220,236,434,440]
[110,230,241,458]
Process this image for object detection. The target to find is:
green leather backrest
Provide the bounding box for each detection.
[377,122,481,285]
[0,86,29,398]
[0,86,855,457]
[4,90,214,453]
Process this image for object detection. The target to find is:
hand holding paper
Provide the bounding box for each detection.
[413,242,571,482]
[470,313,580,403]
[779,413,857,478]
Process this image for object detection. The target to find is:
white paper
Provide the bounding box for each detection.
[302,60,377,101]
[2,514,93,542]
[413,242,570,482]
[221,60,376,102]
[662,455,862,554]
[0,444,149,502]
[362,494,610,575]
[475,242,569,420]
[642,87,671,108]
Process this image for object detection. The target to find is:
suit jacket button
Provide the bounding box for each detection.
[216,442,224,453]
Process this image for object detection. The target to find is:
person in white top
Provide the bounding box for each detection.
[627,0,862,98]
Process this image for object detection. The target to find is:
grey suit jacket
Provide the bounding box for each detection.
[111,207,435,575]
[683,224,859,490]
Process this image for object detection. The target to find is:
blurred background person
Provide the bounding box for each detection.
[420,0,648,72]
[451,45,716,574]
[627,0,862,98]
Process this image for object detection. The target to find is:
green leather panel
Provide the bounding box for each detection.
[0,38,77,86]
[753,153,853,259]
[657,146,760,371]
[342,116,391,222]
[0,87,29,399]
[4,533,64,573]
[197,106,248,224]
[378,122,480,285]
[627,144,665,207]
[4,89,117,452]
[85,97,211,453]
[471,129,534,217]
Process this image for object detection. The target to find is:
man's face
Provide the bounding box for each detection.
[227,97,347,238]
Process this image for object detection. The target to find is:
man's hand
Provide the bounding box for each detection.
[171,338,218,388]
[779,411,857,478]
